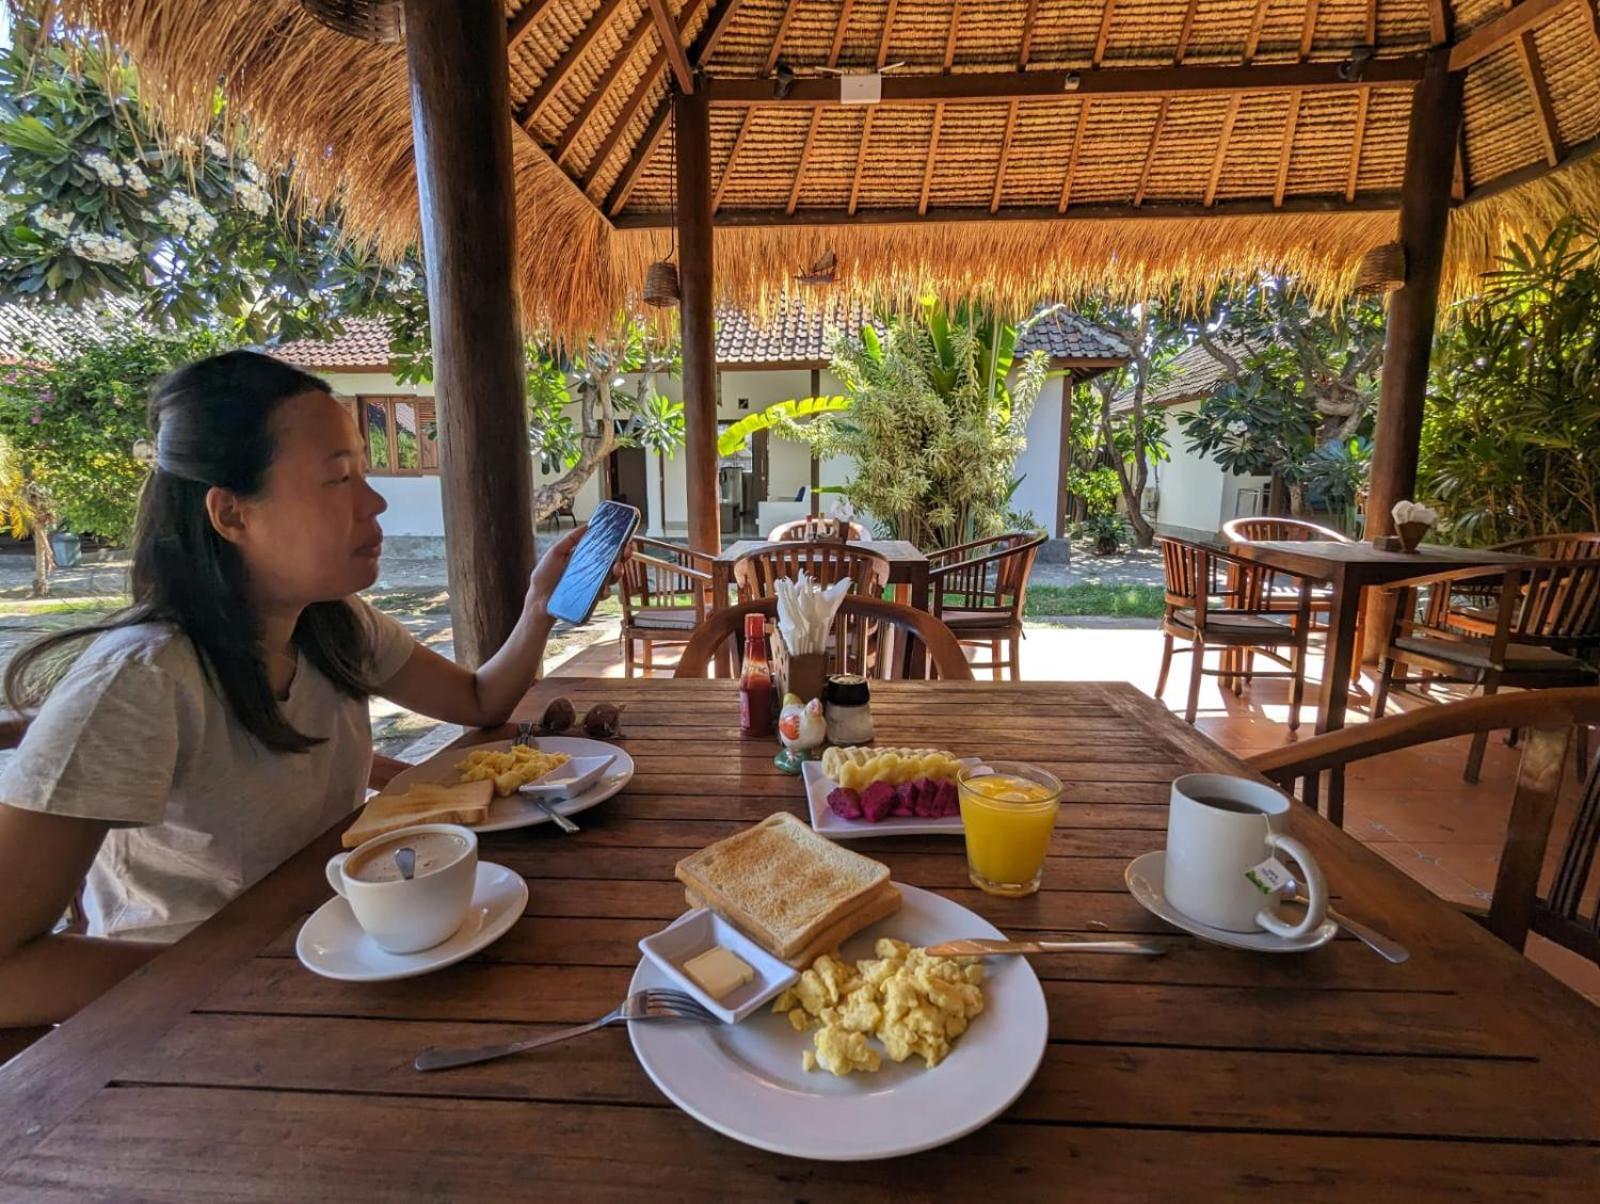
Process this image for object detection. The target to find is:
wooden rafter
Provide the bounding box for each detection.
[1273,91,1302,207]
[1365,0,1378,40]
[764,2,802,72]
[878,0,901,67]
[507,0,559,52]
[1427,0,1450,42]
[1448,0,1577,69]
[945,1,963,68]
[1299,0,1321,56]
[553,11,655,163]
[848,109,874,214]
[1453,137,1467,200]
[690,0,746,66]
[1094,1,1117,66]
[788,109,822,214]
[1058,100,1090,212]
[713,108,756,212]
[520,0,630,128]
[1020,0,1041,65]
[1514,31,1564,166]
[919,105,945,215]
[606,101,671,213]
[1134,99,1170,207]
[1347,88,1370,201]
[991,99,1021,212]
[1175,0,1201,60]
[1244,0,1271,60]
[1205,95,1241,206]
[830,0,858,66]
[791,0,856,222]
[646,0,695,91]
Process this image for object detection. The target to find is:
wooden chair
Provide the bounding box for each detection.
[617,536,714,677]
[675,596,974,682]
[767,515,867,543]
[1222,515,1362,683]
[1372,557,1600,781]
[732,541,889,603]
[1249,688,1600,964]
[1155,536,1313,730]
[927,532,1045,681]
[1426,533,1600,645]
[544,498,578,529]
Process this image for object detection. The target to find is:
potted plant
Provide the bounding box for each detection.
[1080,513,1126,556]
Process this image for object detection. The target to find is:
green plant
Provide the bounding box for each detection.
[1421,218,1600,544]
[1025,582,1165,618]
[1301,437,1372,533]
[1077,512,1127,553]
[715,395,849,457]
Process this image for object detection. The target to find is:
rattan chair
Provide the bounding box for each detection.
[1251,688,1600,963]
[617,536,714,677]
[767,515,868,542]
[927,532,1045,681]
[732,540,889,602]
[675,596,973,681]
[1155,536,1313,729]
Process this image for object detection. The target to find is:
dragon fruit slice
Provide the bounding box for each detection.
[828,786,864,821]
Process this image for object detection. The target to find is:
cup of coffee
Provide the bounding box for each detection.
[325,823,478,953]
[1163,774,1327,938]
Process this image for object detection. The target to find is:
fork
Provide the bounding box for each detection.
[413,989,717,1072]
[515,721,579,833]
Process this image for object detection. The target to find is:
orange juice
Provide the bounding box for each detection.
[958,763,1063,897]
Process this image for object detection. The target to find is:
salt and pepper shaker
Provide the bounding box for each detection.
[823,674,873,746]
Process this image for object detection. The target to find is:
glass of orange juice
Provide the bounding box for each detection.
[958,762,1063,897]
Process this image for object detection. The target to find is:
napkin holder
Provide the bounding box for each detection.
[772,628,827,703]
[1395,520,1432,553]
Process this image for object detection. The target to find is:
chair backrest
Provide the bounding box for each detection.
[767,516,868,543]
[1249,687,1600,962]
[675,596,974,681]
[929,532,1045,620]
[733,541,888,601]
[1491,533,1600,560]
[1509,559,1600,645]
[1222,516,1352,544]
[1157,536,1215,610]
[619,537,713,622]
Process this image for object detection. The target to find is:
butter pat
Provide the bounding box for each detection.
[682,945,754,1000]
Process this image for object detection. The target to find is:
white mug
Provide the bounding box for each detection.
[1163,774,1328,938]
[325,823,478,953]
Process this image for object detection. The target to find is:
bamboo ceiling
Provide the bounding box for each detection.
[67,0,1600,336]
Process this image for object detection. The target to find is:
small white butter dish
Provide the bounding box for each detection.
[637,909,799,1024]
[517,754,615,799]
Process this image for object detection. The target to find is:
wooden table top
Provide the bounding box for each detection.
[716,538,927,566]
[1225,539,1533,584]
[3,678,1596,1199]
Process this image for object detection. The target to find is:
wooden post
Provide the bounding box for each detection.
[1364,49,1464,660]
[1055,382,1072,538]
[403,0,532,667]
[676,83,720,554]
[809,366,822,516]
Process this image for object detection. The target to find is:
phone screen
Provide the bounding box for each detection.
[545,500,641,626]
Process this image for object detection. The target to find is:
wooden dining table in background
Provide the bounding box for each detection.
[712,539,931,612]
[1,677,1595,1198]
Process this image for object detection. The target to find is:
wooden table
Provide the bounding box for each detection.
[3,679,1595,1199]
[712,539,931,612]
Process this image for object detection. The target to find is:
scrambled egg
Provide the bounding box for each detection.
[771,939,985,1077]
[456,744,571,797]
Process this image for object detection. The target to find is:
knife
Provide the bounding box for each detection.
[926,938,1166,957]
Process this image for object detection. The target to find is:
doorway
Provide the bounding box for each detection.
[608,445,648,514]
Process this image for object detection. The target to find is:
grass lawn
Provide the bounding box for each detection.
[1024,583,1164,619]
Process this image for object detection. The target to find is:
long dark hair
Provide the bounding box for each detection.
[5,350,377,753]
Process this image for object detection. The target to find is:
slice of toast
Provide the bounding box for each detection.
[675,811,891,960]
[686,879,902,968]
[342,779,494,849]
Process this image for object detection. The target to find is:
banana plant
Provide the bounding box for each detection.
[715,395,851,457]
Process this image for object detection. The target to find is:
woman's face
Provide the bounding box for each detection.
[224,389,389,607]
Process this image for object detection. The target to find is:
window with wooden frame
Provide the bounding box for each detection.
[341,396,438,476]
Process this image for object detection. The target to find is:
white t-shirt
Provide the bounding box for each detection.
[0,601,416,943]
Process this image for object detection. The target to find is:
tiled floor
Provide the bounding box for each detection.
[563,623,1600,1005]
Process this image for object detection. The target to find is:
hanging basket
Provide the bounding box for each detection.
[643,260,681,308]
[1352,242,1405,295]
[299,0,404,42]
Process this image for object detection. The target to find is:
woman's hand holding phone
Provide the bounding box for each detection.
[524,518,633,629]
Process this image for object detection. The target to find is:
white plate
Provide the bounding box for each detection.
[802,759,971,839]
[385,736,635,833]
[296,861,527,982]
[637,908,800,1024]
[518,754,616,799]
[1125,850,1339,953]
[628,883,1048,1161]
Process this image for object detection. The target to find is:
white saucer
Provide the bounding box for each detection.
[1125,850,1339,953]
[296,861,528,982]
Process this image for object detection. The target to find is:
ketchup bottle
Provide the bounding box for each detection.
[739,612,777,737]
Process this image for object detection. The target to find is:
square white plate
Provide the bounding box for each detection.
[517,753,615,799]
[803,759,972,839]
[637,909,799,1024]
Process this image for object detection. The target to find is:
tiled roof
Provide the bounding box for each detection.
[714,298,873,367]
[1111,336,1261,411]
[0,298,144,364]
[1015,308,1131,363]
[274,317,394,371]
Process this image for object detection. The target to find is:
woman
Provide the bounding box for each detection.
[0,351,588,1028]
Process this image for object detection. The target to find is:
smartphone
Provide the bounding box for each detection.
[545,500,641,626]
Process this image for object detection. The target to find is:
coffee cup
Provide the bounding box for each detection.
[1163,774,1327,938]
[325,823,478,953]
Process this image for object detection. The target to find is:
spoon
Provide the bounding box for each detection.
[1290,888,1409,963]
[394,847,417,881]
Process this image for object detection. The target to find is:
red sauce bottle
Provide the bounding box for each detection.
[739,613,777,737]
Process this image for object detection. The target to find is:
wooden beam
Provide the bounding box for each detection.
[675,85,719,555]
[605,100,670,213]
[713,108,756,212]
[1346,88,1370,201]
[1300,0,1321,57]
[848,109,874,214]
[612,192,1404,227]
[991,98,1021,212]
[1245,0,1271,60]
[945,1,964,68]
[1094,0,1117,66]
[1020,0,1041,65]
[553,11,655,163]
[403,0,532,667]
[1274,91,1302,207]
[1175,0,1201,60]
[702,58,1428,105]
[1058,100,1089,212]
[1514,32,1564,166]
[919,104,945,215]
[830,0,858,66]
[1460,126,1600,204]
[507,0,558,52]
[764,2,802,72]
[1448,0,1576,69]
[1054,385,1071,539]
[788,109,822,214]
[1427,0,1450,43]
[647,0,695,92]
[1133,98,1169,207]
[1205,95,1241,206]
[1366,0,1379,41]
[520,0,630,128]
[878,0,901,68]
[690,0,745,66]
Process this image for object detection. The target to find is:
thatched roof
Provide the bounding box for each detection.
[70,1,1600,337]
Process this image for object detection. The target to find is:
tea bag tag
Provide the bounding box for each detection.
[1245,857,1293,895]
